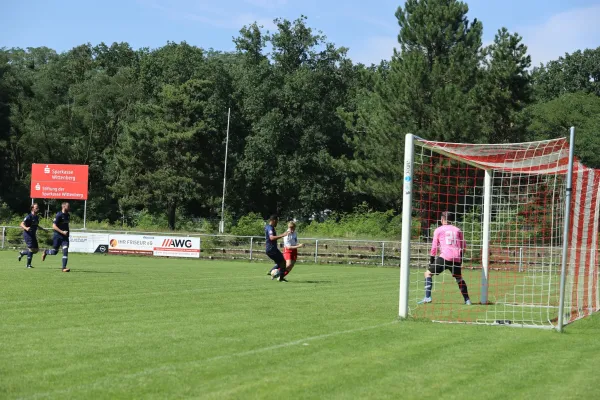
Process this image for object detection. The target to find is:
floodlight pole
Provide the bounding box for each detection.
[557,126,576,332]
[219,108,231,234]
[399,133,414,318]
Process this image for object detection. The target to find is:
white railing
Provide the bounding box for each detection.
[0,226,401,267]
[1,225,567,272]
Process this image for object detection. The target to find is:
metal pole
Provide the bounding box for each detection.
[83,200,87,230]
[399,133,414,318]
[219,108,231,234]
[314,240,319,264]
[249,237,253,261]
[481,169,492,305]
[558,126,576,332]
[381,242,385,266]
[1,226,5,249]
[519,247,523,273]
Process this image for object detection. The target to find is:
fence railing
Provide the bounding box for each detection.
[0,226,402,267]
[0,225,568,271]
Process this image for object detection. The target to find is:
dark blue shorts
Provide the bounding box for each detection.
[428,256,462,276]
[24,235,39,249]
[52,234,69,250]
[266,249,284,264]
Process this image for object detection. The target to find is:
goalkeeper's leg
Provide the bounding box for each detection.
[452,266,470,304]
[419,257,439,304]
[418,270,434,304]
[424,271,433,299]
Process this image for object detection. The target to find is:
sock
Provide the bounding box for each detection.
[26,251,33,267]
[62,247,69,268]
[283,270,289,277]
[425,276,433,299]
[456,278,469,301]
[45,249,58,256]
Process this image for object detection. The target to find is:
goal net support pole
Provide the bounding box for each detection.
[557,127,576,332]
[480,169,492,305]
[399,133,414,319]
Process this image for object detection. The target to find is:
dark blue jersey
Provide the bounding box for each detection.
[265,224,278,252]
[53,211,70,237]
[23,213,40,237]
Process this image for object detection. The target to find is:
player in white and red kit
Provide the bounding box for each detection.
[283,221,304,278]
[418,211,471,305]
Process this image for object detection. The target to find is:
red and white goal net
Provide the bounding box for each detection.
[399,134,600,329]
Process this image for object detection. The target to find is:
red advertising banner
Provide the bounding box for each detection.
[30,164,89,200]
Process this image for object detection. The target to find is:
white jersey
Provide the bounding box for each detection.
[284,231,298,248]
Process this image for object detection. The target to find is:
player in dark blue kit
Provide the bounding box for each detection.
[265,215,289,282]
[41,202,71,272]
[17,203,46,268]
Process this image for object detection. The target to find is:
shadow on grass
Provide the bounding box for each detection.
[70,270,128,274]
[291,280,333,284]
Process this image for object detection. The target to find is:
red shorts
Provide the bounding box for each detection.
[284,248,298,261]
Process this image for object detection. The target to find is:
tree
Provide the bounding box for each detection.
[69,66,140,221]
[532,47,600,102]
[479,28,532,143]
[232,17,353,218]
[342,0,484,209]
[338,62,401,208]
[0,50,13,204]
[528,92,600,168]
[113,79,216,229]
[0,47,62,211]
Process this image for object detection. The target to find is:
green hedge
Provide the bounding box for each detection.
[1,207,406,240]
[1,205,553,243]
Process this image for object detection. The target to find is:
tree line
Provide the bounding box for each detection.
[1,0,599,230]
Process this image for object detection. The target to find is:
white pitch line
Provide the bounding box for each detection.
[21,320,399,400]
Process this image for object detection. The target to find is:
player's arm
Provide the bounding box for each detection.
[20,218,30,232]
[286,243,305,249]
[270,231,289,241]
[429,229,439,264]
[52,222,67,236]
[458,230,466,259]
[52,215,68,236]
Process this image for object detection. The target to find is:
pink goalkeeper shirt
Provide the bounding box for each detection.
[430,224,466,262]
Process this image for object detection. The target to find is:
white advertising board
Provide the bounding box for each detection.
[69,232,109,254]
[107,234,200,258]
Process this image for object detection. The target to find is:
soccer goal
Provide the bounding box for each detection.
[399,129,600,330]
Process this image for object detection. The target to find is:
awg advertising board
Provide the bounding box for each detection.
[108,234,200,258]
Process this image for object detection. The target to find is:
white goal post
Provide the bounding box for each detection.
[399,128,600,330]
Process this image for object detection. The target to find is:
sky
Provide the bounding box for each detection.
[1,0,600,67]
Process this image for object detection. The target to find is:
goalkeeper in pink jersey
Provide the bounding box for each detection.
[418,211,472,305]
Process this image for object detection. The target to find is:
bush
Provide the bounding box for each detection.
[230,213,265,236]
[0,201,12,224]
[300,204,402,240]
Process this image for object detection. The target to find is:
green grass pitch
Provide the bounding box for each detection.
[2,251,600,399]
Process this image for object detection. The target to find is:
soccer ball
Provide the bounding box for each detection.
[270,269,279,279]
